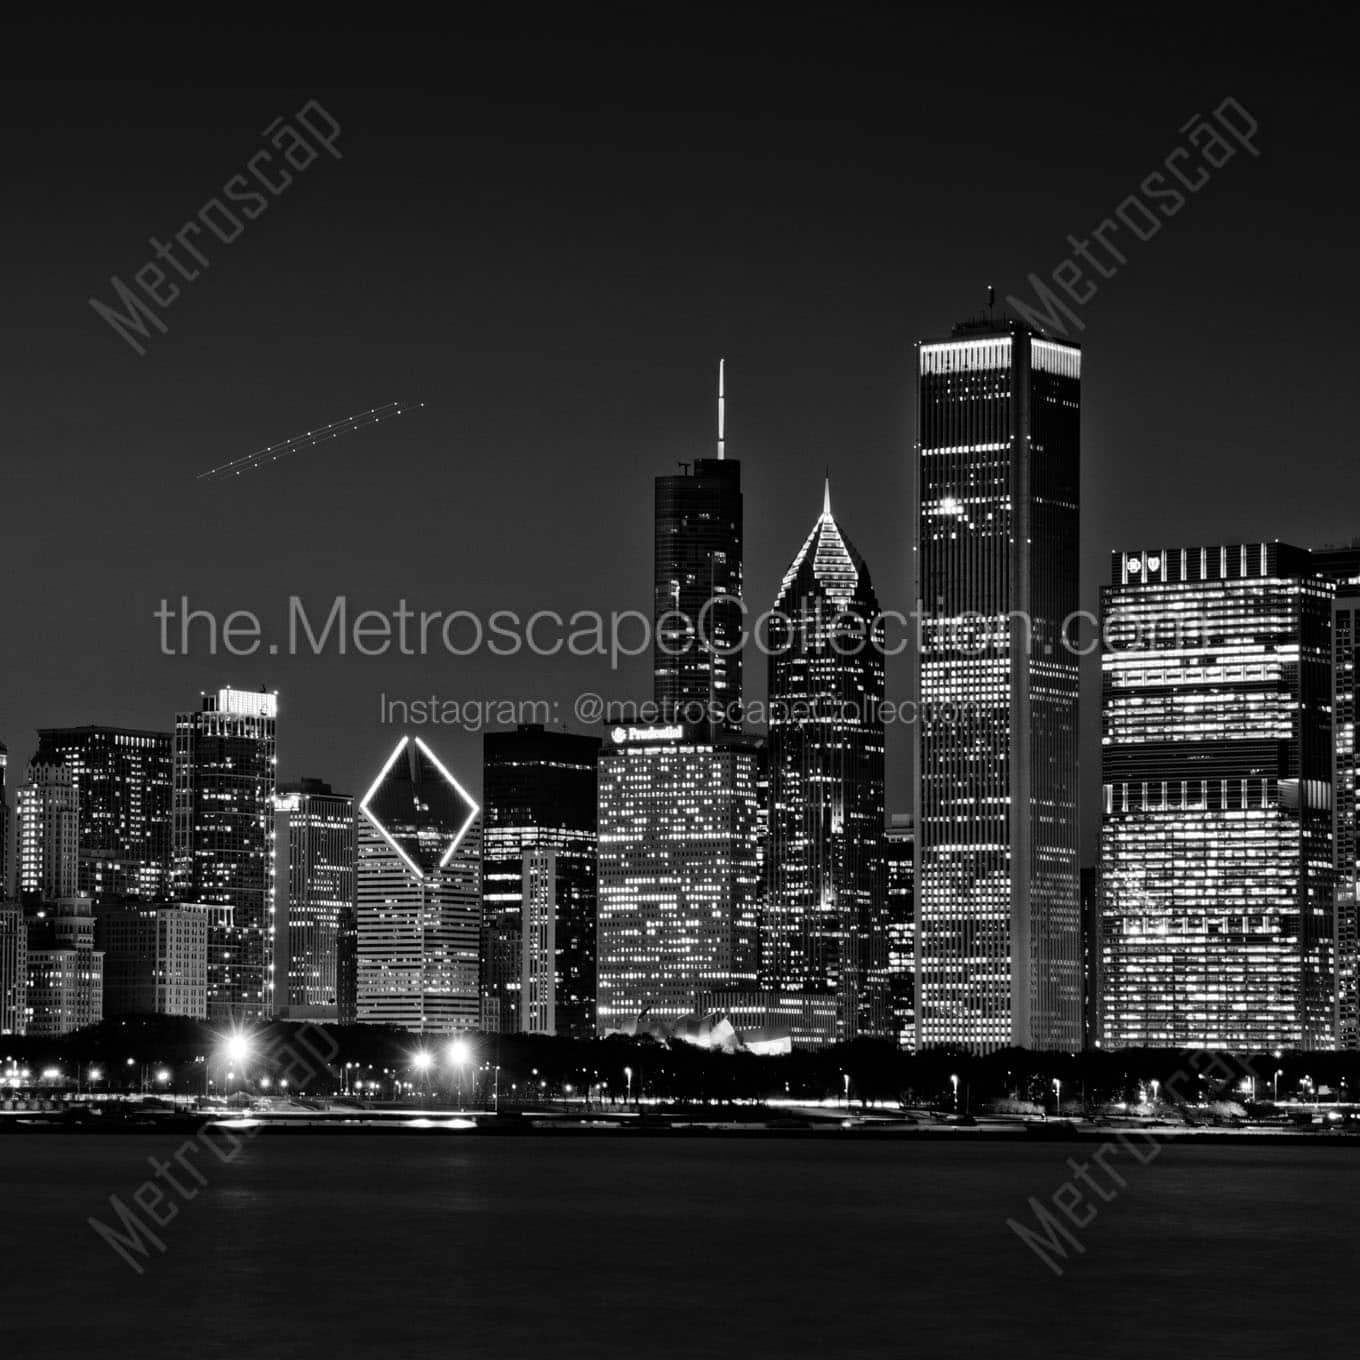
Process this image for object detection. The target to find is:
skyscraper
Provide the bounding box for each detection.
[763,481,887,1041]
[33,726,172,903]
[172,687,278,1022]
[914,316,1082,1053]
[274,778,356,1020]
[1333,582,1360,1049]
[356,736,481,1035]
[653,362,743,735]
[17,763,79,905]
[596,724,761,1031]
[1100,543,1335,1050]
[480,723,600,1038]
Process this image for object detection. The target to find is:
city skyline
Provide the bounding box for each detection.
[5,18,1356,853]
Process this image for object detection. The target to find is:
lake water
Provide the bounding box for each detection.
[2,1133,1353,1358]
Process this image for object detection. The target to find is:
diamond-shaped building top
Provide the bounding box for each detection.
[360,737,479,878]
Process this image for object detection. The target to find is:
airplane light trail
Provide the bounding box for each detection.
[196,401,424,480]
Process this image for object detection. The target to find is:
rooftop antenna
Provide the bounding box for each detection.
[717,357,726,460]
[823,469,831,518]
[987,284,995,318]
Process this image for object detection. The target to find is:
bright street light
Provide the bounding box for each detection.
[447,1038,472,1067]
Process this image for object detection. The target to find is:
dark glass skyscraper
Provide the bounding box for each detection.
[274,778,355,1020]
[481,723,600,1039]
[914,317,1082,1053]
[653,365,743,734]
[1100,543,1335,1050]
[172,688,278,1022]
[764,482,887,1041]
[33,726,172,903]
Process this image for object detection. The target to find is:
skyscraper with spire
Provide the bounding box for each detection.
[913,314,1082,1053]
[653,360,743,735]
[763,480,888,1040]
[597,362,762,1035]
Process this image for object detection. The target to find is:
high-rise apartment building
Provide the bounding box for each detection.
[480,724,600,1038]
[274,779,355,1020]
[1100,543,1335,1050]
[914,316,1082,1052]
[356,736,481,1034]
[596,724,761,1031]
[172,687,278,1022]
[17,763,79,905]
[763,482,888,1041]
[32,727,172,903]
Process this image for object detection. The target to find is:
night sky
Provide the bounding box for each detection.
[3,9,1355,858]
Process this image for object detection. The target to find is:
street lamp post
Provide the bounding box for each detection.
[447,1038,472,1110]
[950,1073,959,1112]
[624,1066,633,1109]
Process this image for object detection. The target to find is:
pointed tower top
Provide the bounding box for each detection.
[717,357,726,459]
[823,471,831,518]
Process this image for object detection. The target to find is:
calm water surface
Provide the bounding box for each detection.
[1,1134,1352,1359]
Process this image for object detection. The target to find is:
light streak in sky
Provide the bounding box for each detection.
[196,401,424,480]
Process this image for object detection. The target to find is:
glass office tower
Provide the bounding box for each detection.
[1100,543,1335,1050]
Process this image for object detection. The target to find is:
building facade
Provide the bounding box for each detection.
[0,906,26,1035]
[884,813,915,1051]
[0,740,10,898]
[480,723,600,1039]
[25,897,102,1035]
[356,737,481,1034]
[171,688,278,1021]
[1100,543,1335,1050]
[97,904,208,1018]
[32,727,172,903]
[1334,585,1360,1049]
[17,763,79,905]
[764,482,888,1041]
[596,725,761,1032]
[914,318,1082,1052]
[274,779,355,1020]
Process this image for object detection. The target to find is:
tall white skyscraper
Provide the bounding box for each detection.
[913,316,1082,1053]
[356,736,481,1034]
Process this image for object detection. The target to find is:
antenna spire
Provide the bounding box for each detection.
[823,470,831,517]
[717,357,726,459]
